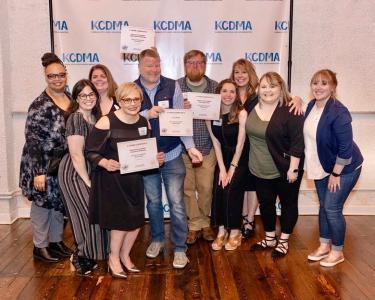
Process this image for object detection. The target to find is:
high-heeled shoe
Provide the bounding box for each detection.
[108,263,127,279]
[241,215,255,239]
[224,233,242,251]
[212,232,228,251]
[120,260,141,273]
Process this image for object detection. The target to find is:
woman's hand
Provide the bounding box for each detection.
[102,159,121,172]
[34,175,46,192]
[218,170,228,188]
[287,169,297,183]
[227,165,236,184]
[288,95,304,115]
[157,152,165,166]
[328,175,341,192]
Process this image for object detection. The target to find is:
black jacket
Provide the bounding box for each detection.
[265,105,305,175]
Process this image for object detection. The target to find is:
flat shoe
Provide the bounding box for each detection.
[320,257,345,267]
[307,251,330,261]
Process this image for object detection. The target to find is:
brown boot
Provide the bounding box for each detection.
[202,227,215,241]
[186,230,202,244]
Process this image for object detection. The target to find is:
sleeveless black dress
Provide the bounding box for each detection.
[210,113,249,229]
[86,112,150,230]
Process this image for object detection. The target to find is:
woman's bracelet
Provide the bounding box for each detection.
[331,172,341,177]
[230,162,238,168]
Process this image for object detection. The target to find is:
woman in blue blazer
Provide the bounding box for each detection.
[304,69,363,267]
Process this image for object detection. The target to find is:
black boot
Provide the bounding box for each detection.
[33,246,60,263]
[48,242,73,258]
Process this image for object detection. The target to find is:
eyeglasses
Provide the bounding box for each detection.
[120,97,141,105]
[186,61,205,66]
[78,92,97,101]
[46,72,67,80]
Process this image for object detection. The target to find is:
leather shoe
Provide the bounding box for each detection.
[48,242,73,258]
[186,230,202,244]
[33,246,60,263]
[202,227,215,241]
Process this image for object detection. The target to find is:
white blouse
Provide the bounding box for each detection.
[303,103,330,180]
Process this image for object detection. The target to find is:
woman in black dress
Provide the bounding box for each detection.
[58,79,108,275]
[19,53,73,262]
[86,82,164,278]
[206,79,248,251]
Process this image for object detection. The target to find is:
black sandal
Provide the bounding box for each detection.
[250,234,277,251]
[271,238,289,258]
[241,215,255,239]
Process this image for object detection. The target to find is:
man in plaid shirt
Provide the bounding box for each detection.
[177,50,218,244]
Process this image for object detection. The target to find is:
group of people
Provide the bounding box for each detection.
[19,48,363,278]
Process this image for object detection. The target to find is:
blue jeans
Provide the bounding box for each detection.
[144,155,187,252]
[314,167,361,250]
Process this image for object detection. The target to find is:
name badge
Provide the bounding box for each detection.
[158,100,169,109]
[138,127,147,136]
[213,119,222,126]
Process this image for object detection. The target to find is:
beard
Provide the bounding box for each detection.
[186,69,205,82]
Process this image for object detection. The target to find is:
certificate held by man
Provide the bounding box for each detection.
[118,137,159,174]
[120,26,155,54]
[159,109,193,136]
[186,92,221,120]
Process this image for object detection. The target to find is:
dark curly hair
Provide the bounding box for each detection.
[41,52,65,68]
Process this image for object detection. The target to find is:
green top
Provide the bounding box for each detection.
[186,78,208,93]
[246,108,280,179]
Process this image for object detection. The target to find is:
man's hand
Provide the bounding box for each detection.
[157,152,165,166]
[148,106,165,119]
[187,147,203,164]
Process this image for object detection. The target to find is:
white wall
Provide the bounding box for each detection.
[0,0,374,223]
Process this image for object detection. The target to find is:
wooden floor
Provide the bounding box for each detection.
[0,216,374,300]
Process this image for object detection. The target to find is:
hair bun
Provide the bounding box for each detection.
[41,52,63,67]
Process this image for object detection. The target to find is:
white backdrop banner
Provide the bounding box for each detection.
[52,0,291,86]
[52,0,290,217]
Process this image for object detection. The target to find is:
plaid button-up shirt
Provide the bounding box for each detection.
[177,76,218,156]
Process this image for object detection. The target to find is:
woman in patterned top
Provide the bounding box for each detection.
[19,53,73,263]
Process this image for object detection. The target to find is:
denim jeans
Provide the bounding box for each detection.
[144,155,187,252]
[314,167,361,250]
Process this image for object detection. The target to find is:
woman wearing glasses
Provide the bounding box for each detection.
[86,82,164,278]
[58,79,108,275]
[19,52,73,263]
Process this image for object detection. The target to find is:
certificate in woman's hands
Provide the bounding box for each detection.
[117,137,159,174]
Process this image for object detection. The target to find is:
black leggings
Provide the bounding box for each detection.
[254,172,303,234]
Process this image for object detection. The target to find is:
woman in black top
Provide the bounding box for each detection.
[246,72,304,258]
[86,82,164,278]
[230,59,303,239]
[19,53,73,262]
[207,79,248,251]
[89,64,119,116]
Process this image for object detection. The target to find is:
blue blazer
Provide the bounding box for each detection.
[305,98,363,175]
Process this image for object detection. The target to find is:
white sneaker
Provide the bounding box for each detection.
[173,252,189,269]
[146,241,164,258]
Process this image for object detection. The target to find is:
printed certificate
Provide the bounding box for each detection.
[186,92,221,120]
[120,26,155,54]
[159,109,193,136]
[117,137,158,174]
